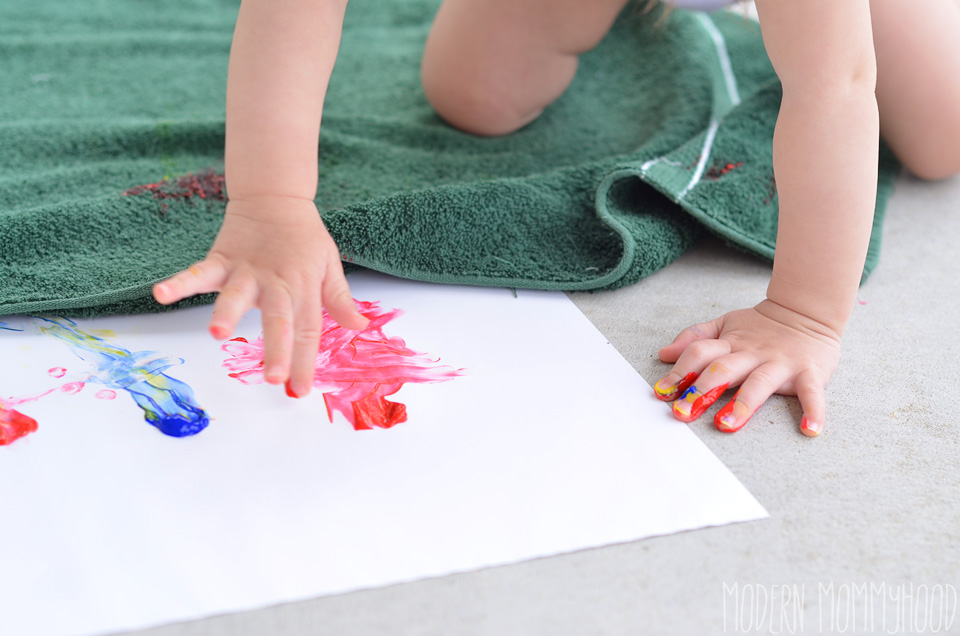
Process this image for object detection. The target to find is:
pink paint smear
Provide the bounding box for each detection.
[221,300,463,430]
[1,381,83,445]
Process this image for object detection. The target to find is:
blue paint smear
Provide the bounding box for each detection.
[36,317,209,438]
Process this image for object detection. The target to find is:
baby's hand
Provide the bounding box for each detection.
[653,300,842,437]
[152,196,368,397]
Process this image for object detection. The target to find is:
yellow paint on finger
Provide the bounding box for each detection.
[708,361,731,375]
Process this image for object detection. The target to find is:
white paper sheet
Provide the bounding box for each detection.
[0,273,766,636]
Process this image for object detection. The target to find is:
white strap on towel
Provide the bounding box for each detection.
[671,0,737,12]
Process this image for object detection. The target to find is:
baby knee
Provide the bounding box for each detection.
[901,149,960,181]
[895,111,960,181]
[421,56,549,137]
[421,68,530,137]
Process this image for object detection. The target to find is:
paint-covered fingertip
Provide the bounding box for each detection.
[714,398,751,433]
[654,371,697,402]
[800,416,823,437]
[654,377,680,401]
[672,383,729,424]
[715,416,746,433]
[209,324,231,340]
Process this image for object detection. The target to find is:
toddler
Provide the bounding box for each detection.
[152,0,960,436]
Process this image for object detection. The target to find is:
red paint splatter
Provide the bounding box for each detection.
[222,301,463,430]
[48,367,67,378]
[705,161,743,180]
[0,404,39,446]
[60,382,85,395]
[122,169,226,212]
[96,389,117,400]
[763,174,778,205]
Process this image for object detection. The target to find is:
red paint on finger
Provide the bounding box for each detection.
[654,371,697,402]
[209,325,231,340]
[672,383,729,423]
[715,393,754,433]
[800,416,823,437]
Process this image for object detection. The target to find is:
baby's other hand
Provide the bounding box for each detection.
[654,300,842,437]
[152,196,368,397]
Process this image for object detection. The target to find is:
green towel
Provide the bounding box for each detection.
[0,0,898,317]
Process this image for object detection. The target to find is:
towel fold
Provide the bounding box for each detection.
[0,0,898,317]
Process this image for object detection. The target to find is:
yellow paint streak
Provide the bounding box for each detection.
[654,379,677,397]
[709,362,729,375]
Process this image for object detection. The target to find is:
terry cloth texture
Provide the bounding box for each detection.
[0,0,898,317]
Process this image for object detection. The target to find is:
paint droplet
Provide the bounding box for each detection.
[60,382,85,395]
[48,367,67,378]
[95,389,117,400]
[858,299,868,305]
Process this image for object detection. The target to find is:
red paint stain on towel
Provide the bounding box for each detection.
[705,161,743,180]
[123,169,226,212]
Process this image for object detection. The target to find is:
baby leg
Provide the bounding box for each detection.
[871,0,960,180]
[421,0,632,136]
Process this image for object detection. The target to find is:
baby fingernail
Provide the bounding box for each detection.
[716,410,738,431]
[801,417,823,437]
[672,383,729,423]
[715,398,753,433]
[654,371,697,401]
[655,375,680,398]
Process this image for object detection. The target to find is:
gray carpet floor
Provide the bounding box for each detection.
[123,166,960,635]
